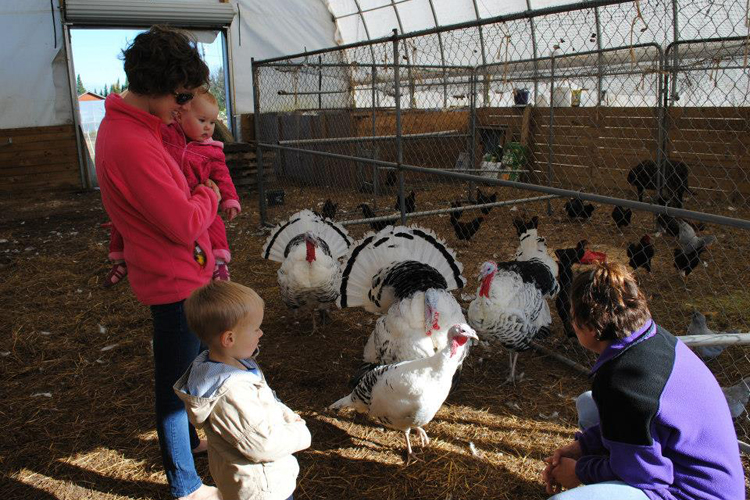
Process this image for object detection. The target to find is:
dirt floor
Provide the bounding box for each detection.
[2,181,749,499]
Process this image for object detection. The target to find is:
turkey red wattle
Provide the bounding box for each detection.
[425,310,440,336]
[450,334,469,357]
[306,239,316,263]
[479,271,495,298]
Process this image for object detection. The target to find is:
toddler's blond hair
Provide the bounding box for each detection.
[185,281,264,344]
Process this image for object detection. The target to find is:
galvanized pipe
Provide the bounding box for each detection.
[546,52,555,216]
[251,58,268,226]
[255,142,750,231]
[254,0,639,66]
[393,30,406,226]
[277,130,464,146]
[339,194,560,227]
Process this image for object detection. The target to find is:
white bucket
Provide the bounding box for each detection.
[552,86,572,107]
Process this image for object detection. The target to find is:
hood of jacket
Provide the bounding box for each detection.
[174,350,262,427]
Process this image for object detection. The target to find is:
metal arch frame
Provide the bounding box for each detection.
[526,0,539,105]
[425,0,449,107]
[388,0,416,107]
[351,0,377,70]
[469,0,489,105]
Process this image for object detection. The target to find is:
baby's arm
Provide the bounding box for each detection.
[207,156,241,219]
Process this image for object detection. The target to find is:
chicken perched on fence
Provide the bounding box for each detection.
[262,210,351,331]
[329,324,477,465]
[468,218,559,383]
[338,225,467,367]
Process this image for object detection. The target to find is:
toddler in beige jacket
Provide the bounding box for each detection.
[175,281,311,500]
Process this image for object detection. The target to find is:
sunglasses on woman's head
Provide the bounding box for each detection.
[173,92,194,105]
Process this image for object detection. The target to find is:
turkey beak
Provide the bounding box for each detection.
[463,327,479,340]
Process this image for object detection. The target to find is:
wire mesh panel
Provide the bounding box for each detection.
[251,0,750,445]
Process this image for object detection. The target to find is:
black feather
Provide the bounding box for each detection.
[564,198,595,219]
[612,206,632,228]
[495,259,558,297]
[376,261,449,301]
[450,214,484,241]
[358,203,397,232]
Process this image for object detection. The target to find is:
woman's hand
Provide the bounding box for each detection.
[542,440,583,494]
[551,457,581,490]
[202,179,221,203]
[224,207,239,221]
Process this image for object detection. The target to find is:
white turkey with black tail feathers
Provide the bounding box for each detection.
[338,225,467,365]
[468,217,559,383]
[329,323,478,465]
[261,210,351,331]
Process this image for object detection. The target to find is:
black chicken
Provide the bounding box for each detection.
[450,201,464,220]
[555,240,589,338]
[358,203,398,232]
[385,170,398,187]
[564,198,595,220]
[673,248,707,277]
[321,199,338,220]
[656,214,681,238]
[450,212,484,242]
[612,206,632,228]
[475,188,498,215]
[394,190,416,214]
[627,235,655,272]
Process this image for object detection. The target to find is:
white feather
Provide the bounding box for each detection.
[364,289,466,364]
[262,209,350,262]
[338,225,464,312]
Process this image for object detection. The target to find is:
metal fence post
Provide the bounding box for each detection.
[251,58,268,226]
[393,29,406,225]
[656,46,668,207]
[318,55,323,110]
[468,68,477,202]
[546,52,556,215]
[372,64,379,207]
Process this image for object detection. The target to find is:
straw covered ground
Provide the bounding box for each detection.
[2,182,749,499]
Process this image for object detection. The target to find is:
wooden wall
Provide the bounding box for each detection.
[0,125,81,194]
[478,107,750,199]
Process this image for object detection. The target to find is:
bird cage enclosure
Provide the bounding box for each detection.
[252,0,750,447]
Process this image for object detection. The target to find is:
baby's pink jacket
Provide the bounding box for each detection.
[96,94,218,305]
[161,122,241,215]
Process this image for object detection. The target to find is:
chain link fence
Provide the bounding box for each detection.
[251,0,750,446]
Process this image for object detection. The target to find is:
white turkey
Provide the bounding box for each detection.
[338,225,467,365]
[468,217,559,383]
[329,323,478,464]
[262,209,351,331]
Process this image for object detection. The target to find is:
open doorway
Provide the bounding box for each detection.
[70,28,230,186]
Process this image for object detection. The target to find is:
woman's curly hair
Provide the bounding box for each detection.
[570,261,651,341]
[122,25,209,96]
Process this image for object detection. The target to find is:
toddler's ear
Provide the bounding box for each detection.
[220,329,234,348]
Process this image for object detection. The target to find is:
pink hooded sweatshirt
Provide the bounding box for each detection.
[96,94,218,305]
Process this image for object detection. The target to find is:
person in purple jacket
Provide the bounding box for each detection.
[542,262,744,500]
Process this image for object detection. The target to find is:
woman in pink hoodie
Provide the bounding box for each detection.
[96,26,221,500]
[105,89,240,284]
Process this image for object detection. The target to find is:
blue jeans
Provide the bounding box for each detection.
[549,481,649,499]
[548,393,648,500]
[151,301,204,498]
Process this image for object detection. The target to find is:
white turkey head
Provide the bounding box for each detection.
[478,261,497,298]
[447,323,478,357]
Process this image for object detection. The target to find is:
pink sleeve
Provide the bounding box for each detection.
[208,156,241,210]
[113,141,218,246]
